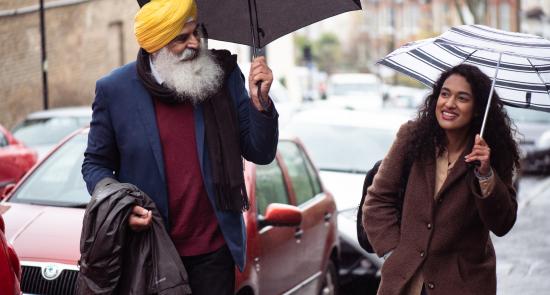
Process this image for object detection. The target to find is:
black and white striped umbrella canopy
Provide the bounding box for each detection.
[379,25,550,113]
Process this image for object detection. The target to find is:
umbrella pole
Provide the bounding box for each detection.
[247,0,258,58]
[479,52,502,139]
[247,0,271,110]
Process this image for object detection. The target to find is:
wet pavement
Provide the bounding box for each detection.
[494,176,550,295]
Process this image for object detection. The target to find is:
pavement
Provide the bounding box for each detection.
[494,176,550,294]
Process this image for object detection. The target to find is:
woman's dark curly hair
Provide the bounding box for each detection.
[407,64,520,184]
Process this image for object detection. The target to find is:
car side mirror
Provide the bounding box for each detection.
[258,203,302,228]
[0,183,15,200]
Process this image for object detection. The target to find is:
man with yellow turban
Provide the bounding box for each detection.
[82,0,278,294]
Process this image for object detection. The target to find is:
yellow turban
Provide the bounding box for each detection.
[134,0,198,53]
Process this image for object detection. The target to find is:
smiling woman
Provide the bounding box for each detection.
[362,64,521,295]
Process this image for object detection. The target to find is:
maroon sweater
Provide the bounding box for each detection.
[154,99,226,256]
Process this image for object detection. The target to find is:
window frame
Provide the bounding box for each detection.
[253,155,292,218]
[277,140,323,207]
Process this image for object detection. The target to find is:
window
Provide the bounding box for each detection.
[255,160,289,216]
[302,150,322,196]
[278,141,321,205]
[10,133,89,206]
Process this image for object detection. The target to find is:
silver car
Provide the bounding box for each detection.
[11,107,92,159]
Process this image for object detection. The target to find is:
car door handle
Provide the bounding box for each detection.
[324,212,332,222]
[294,228,303,239]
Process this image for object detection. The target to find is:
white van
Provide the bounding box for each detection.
[326,73,384,109]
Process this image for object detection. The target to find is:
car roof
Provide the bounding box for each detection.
[25,106,92,120]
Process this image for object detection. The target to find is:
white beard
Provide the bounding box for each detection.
[152,47,223,104]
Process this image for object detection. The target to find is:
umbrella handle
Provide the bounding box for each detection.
[466,160,481,169]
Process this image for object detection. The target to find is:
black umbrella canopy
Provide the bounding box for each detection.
[136,0,362,48]
[197,0,362,48]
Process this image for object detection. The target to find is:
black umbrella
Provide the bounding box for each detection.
[196,0,362,57]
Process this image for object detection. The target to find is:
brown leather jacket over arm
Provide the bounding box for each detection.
[76,178,192,295]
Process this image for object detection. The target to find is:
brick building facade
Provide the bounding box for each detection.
[361,0,520,76]
[0,0,139,128]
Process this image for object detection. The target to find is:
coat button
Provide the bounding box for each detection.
[420,251,425,257]
[427,223,432,229]
[427,282,435,289]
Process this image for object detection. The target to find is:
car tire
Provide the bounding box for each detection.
[320,260,339,295]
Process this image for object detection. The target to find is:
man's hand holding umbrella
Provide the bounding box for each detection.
[248,56,273,112]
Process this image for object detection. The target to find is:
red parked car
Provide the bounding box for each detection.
[0,124,37,196]
[1,128,339,295]
[0,214,21,295]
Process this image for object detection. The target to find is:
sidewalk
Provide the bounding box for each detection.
[494,176,550,295]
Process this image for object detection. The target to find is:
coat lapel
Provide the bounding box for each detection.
[132,79,166,185]
[422,157,436,201]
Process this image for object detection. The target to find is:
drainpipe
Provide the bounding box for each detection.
[39,0,49,110]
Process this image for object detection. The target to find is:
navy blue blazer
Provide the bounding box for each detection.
[82,61,279,270]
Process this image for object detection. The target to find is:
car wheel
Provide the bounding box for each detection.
[320,260,338,295]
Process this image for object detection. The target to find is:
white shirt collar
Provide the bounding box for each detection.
[149,56,164,84]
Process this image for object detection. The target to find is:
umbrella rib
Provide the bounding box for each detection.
[527,58,550,98]
[459,49,477,65]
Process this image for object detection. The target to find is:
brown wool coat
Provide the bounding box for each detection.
[363,121,517,295]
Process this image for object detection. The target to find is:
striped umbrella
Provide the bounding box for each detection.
[379,25,550,137]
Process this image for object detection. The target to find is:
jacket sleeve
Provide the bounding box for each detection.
[81,81,120,194]
[228,65,279,165]
[469,170,517,237]
[362,122,412,257]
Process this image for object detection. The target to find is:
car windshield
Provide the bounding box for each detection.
[286,121,396,173]
[505,106,550,124]
[9,133,90,207]
[12,117,87,146]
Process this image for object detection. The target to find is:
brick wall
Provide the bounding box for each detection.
[0,0,139,128]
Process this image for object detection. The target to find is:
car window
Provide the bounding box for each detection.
[506,106,550,124]
[12,117,81,146]
[278,141,319,205]
[77,116,91,127]
[0,132,7,147]
[286,121,397,173]
[302,148,322,196]
[9,133,89,206]
[255,159,289,216]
